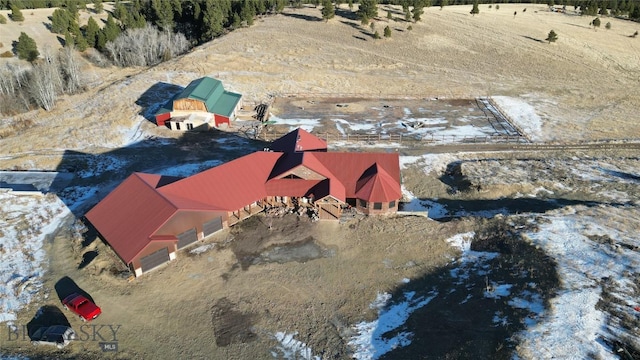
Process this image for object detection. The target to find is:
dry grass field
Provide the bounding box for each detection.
[0,3,639,166]
[1,3,640,360]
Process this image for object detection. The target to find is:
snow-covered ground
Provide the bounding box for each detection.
[0,192,71,324]
[270,96,539,144]
[492,96,543,142]
[350,155,640,359]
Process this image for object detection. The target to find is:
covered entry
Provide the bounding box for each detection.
[177,228,198,249]
[203,217,223,237]
[140,247,170,273]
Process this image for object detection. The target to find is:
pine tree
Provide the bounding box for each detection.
[202,1,225,40]
[103,14,121,43]
[51,8,72,34]
[16,32,39,61]
[64,31,75,48]
[73,26,88,51]
[470,0,479,16]
[321,0,335,22]
[11,6,24,22]
[357,0,378,22]
[152,0,174,31]
[605,21,611,30]
[440,0,448,10]
[94,0,104,14]
[85,16,100,48]
[545,29,558,43]
[384,25,391,37]
[592,17,601,30]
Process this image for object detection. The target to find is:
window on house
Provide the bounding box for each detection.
[186,123,194,130]
[359,199,367,208]
[389,201,396,208]
[175,122,181,130]
[374,202,382,210]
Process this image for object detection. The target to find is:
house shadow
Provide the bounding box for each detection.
[54,276,96,304]
[26,305,71,339]
[135,82,184,123]
[52,129,268,217]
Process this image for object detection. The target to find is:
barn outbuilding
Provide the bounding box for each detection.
[85,129,401,277]
[155,77,242,130]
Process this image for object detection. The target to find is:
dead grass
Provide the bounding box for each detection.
[1,4,639,163]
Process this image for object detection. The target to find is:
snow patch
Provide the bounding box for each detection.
[349,290,438,360]
[0,193,71,323]
[271,331,320,360]
[492,96,542,141]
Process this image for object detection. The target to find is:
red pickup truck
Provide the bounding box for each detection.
[62,293,102,322]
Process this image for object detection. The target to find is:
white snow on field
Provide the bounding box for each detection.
[399,153,457,176]
[271,331,320,360]
[268,115,320,132]
[153,160,224,177]
[491,96,542,141]
[515,206,640,359]
[0,192,71,323]
[349,290,438,360]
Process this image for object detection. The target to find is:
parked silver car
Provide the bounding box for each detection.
[31,325,76,349]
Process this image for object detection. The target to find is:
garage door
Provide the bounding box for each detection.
[140,248,170,273]
[203,217,223,237]
[177,228,198,249]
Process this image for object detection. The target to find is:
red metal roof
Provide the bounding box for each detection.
[269,128,327,153]
[308,152,401,202]
[86,129,401,267]
[85,173,179,263]
[355,164,403,202]
[159,151,283,210]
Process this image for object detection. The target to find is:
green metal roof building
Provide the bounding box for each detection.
[155,77,242,129]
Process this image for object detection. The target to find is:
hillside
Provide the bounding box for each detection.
[0,3,639,168]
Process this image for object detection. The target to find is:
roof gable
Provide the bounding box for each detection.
[310,152,401,200]
[355,163,403,202]
[177,77,223,103]
[85,173,178,263]
[270,128,327,153]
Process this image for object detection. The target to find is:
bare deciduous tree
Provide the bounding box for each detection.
[105,25,189,67]
[60,46,85,94]
[28,48,63,111]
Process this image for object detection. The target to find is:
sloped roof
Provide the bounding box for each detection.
[176,77,224,111]
[270,128,327,153]
[86,129,401,267]
[308,152,401,201]
[167,77,241,117]
[355,163,403,202]
[159,151,283,210]
[85,173,179,263]
[210,91,242,117]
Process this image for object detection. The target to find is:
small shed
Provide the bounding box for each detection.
[155,77,242,130]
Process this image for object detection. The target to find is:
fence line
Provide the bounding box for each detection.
[259,131,530,144]
[273,92,474,100]
[256,130,640,148]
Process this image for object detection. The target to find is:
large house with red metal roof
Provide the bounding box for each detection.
[85,129,401,276]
